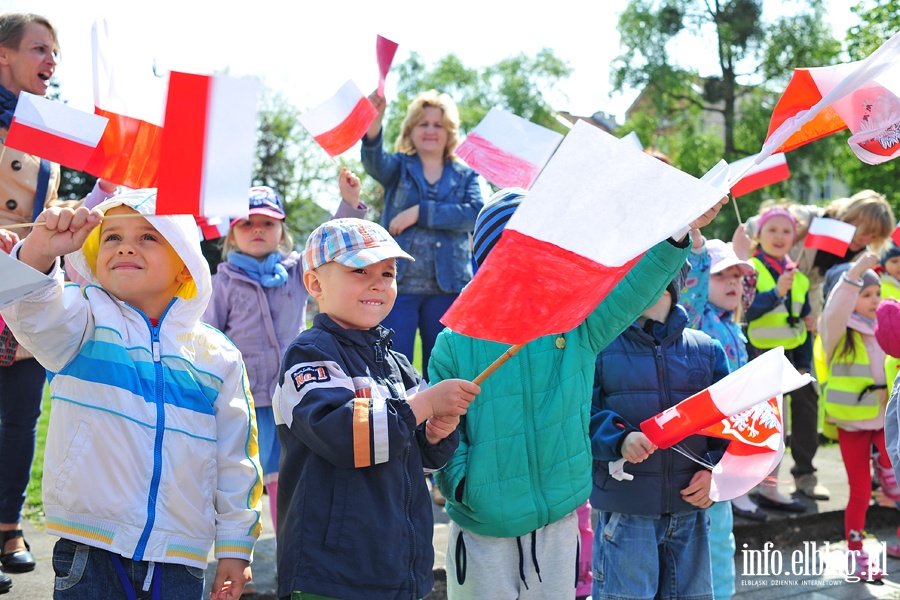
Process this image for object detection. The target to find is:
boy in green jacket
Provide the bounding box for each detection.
[429,188,725,599]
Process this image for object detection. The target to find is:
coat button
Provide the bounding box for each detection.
[435,242,442,248]
[10,160,21,171]
[5,200,16,210]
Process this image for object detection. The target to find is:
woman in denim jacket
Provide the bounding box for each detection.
[362,89,483,377]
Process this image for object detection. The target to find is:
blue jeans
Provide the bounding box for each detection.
[52,538,205,599]
[592,511,713,600]
[256,405,280,479]
[381,293,457,380]
[0,358,46,523]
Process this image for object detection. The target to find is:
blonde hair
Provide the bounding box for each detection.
[0,13,58,50]
[824,190,895,250]
[220,218,294,261]
[395,90,461,161]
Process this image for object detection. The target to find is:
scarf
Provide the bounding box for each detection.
[0,83,17,129]
[754,249,797,276]
[227,251,288,288]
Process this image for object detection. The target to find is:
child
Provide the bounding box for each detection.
[590,265,730,600]
[681,233,756,598]
[273,218,480,600]
[746,207,825,506]
[202,169,365,531]
[879,242,900,301]
[1,189,263,599]
[820,254,896,579]
[429,189,726,599]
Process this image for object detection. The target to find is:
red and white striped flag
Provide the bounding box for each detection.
[891,225,900,246]
[298,80,377,157]
[455,108,564,190]
[727,152,790,198]
[376,35,398,98]
[195,216,229,241]
[86,18,165,189]
[804,217,857,256]
[5,92,108,170]
[156,72,260,218]
[441,120,725,345]
[762,31,900,165]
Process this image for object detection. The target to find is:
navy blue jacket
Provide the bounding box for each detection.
[590,305,730,515]
[361,131,483,292]
[273,314,458,600]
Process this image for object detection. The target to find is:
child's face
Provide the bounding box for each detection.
[231,215,283,259]
[709,265,743,312]
[856,283,881,320]
[885,256,900,280]
[757,216,795,259]
[306,258,397,330]
[95,206,191,319]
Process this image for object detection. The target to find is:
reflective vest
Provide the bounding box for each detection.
[887,355,900,392]
[881,273,900,302]
[823,334,887,421]
[747,257,809,350]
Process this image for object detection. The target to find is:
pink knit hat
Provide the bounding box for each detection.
[757,207,796,236]
[876,299,900,358]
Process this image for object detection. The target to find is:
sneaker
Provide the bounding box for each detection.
[794,473,830,500]
[875,463,900,501]
[847,549,883,582]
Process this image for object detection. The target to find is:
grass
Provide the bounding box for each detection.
[24,333,425,523]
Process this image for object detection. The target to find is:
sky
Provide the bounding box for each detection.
[2,0,862,128]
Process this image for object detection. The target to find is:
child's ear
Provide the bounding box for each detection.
[304,270,322,298]
[176,265,193,284]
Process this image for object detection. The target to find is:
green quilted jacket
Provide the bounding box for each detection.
[429,238,690,537]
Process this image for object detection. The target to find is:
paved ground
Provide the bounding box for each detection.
[6,440,900,599]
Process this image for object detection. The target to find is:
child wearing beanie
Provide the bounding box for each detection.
[880,242,900,301]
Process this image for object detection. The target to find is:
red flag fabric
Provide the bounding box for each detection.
[441,120,726,345]
[195,216,229,241]
[891,225,900,246]
[455,108,564,190]
[763,31,900,165]
[376,35,398,98]
[803,217,857,256]
[727,152,790,198]
[6,93,108,170]
[156,72,259,218]
[298,80,377,158]
[87,18,165,189]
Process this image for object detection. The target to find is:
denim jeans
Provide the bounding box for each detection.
[592,511,713,600]
[381,293,457,380]
[256,405,280,479]
[0,358,46,523]
[52,538,205,599]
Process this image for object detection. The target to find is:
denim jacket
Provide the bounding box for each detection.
[361,131,484,293]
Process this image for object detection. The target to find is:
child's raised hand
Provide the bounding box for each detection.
[339,167,361,208]
[620,431,656,463]
[689,196,729,231]
[18,206,102,274]
[209,558,251,600]
[680,469,714,508]
[848,251,879,281]
[0,229,19,254]
[732,224,751,260]
[775,269,796,298]
[425,414,460,444]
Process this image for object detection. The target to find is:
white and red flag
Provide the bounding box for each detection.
[440,120,726,345]
[637,347,812,500]
[803,217,857,256]
[195,216,229,241]
[762,31,900,165]
[455,108,564,190]
[156,72,260,218]
[298,80,377,157]
[87,18,166,189]
[376,35,399,98]
[891,225,900,246]
[5,93,108,170]
[727,152,790,197]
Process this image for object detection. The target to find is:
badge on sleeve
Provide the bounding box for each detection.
[292,364,331,391]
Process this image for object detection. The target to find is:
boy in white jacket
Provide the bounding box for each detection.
[1,189,262,600]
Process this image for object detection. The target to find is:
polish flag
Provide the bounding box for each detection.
[298,80,378,157]
[727,152,790,198]
[455,108,564,190]
[803,217,857,256]
[5,93,108,170]
[891,225,900,246]
[762,31,900,165]
[376,35,399,97]
[440,120,726,345]
[86,18,166,189]
[156,72,260,218]
[195,216,229,241]
[639,347,812,450]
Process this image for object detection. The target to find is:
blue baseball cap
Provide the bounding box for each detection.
[231,186,285,225]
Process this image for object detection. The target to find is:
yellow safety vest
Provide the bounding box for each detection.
[747,257,809,350]
[822,334,886,421]
[881,273,900,302]
[887,355,900,392]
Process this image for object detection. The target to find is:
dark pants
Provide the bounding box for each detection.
[381,293,458,380]
[0,358,45,523]
[787,381,819,477]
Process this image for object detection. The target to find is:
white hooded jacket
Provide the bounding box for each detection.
[0,189,262,568]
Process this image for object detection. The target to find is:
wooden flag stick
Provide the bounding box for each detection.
[3,212,157,230]
[473,343,525,385]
